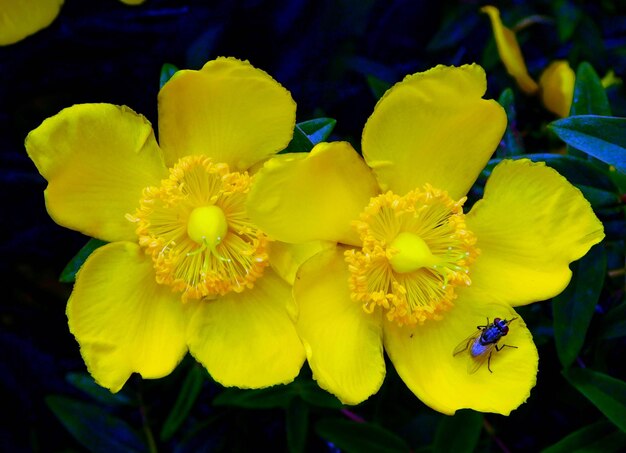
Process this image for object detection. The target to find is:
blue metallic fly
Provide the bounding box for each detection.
[453,317,518,374]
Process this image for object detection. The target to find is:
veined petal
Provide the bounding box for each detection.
[539,60,576,117]
[481,5,539,94]
[466,159,605,306]
[187,268,305,388]
[362,64,506,200]
[68,242,192,392]
[384,294,537,415]
[294,246,385,405]
[158,57,296,171]
[25,103,167,242]
[0,0,63,46]
[268,240,336,285]
[247,142,379,246]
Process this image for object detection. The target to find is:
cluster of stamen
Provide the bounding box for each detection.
[127,155,269,300]
[344,185,478,326]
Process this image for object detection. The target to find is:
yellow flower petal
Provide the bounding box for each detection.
[466,159,605,306]
[187,268,305,388]
[384,294,538,415]
[247,142,379,246]
[268,240,336,285]
[158,57,296,170]
[481,5,539,94]
[68,242,192,392]
[119,0,145,5]
[539,60,576,117]
[0,0,63,46]
[362,64,506,200]
[25,103,167,242]
[294,246,385,405]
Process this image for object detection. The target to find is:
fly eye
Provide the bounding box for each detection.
[502,325,509,334]
[493,317,501,323]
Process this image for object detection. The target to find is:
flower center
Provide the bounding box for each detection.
[127,155,269,300]
[344,185,478,326]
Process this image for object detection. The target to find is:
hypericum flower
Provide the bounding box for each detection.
[0,0,145,46]
[25,57,305,392]
[246,64,604,414]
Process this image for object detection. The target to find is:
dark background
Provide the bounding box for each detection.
[2,0,626,451]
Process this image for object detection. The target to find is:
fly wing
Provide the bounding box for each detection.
[452,331,481,356]
[466,344,494,374]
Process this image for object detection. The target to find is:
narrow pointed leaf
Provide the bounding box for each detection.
[599,302,626,340]
[160,63,179,89]
[497,88,524,157]
[295,380,343,409]
[553,244,606,368]
[316,419,409,453]
[433,410,483,453]
[367,75,392,100]
[563,368,626,432]
[46,395,146,453]
[570,62,611,116]
[160,364,205,441]
[298,118,337,145]
[59,238,107,283]
[543,420,626,453]
[281,125,315,154]
[548,115,626,172]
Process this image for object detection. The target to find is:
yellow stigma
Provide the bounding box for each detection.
[389,232,439,273]
[127,155,269,300]
[187,205,228,251]
[345,185,478,326]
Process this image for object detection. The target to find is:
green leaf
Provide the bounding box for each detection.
[553,244,606,368]
[315,419,409,453]
[160,364,205,441]
[297,118,337,145]
[563,368,626,432]
[577,185,621,209]
[46,395,146,453]
[497,88,525,157]
[366,75,392,100]
[160,63,179,89]
[295,380,343,409]
[213,385,295,409]
[548,115,626,172]
[66,373,133,407]
[59,238,107,283]
[281,125,315,154]
[433,410,483,453]
[570,62,611,116]
[542,420,626,453]
[599,301,626,340]
[553,0,582,43]
[286,397,309,453]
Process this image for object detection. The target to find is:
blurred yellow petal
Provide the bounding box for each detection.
[362,64,506,199]
[466,159,604,306]
[481,5,539,94]
[68,242,192,392]
[384,293,537,415]
[539,60,575,117]
[25,104,167,242]
[0,0,63,46]
[294,247,385,405]
[187,268,305,388]
[268,240,335,285]
[248,142,379,246]
[601,70,622,89]
[158,57,296,170]
[119,0,145,5]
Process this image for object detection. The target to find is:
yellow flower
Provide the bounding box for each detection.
[0,0,145,46]
[539,60,576,118]
[247,64,605,415]
[25,57,305,392]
